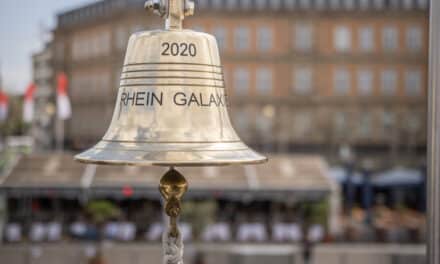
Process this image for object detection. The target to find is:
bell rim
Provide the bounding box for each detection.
[74,155,268,167]
[74,146,268,167]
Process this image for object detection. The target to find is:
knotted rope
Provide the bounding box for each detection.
[162,227,184,264]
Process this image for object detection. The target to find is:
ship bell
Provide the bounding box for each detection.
[75,0,267,166]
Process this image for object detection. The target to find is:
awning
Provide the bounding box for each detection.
[372,167,424,187]
[328,167,364,185]
[0,153,334,200]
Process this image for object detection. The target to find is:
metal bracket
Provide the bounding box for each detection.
[159,168,188,237]
[145,0,195,30]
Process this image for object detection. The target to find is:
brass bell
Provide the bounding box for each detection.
[75,0,267,167]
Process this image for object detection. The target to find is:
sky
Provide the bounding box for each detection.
[0,0,97,95]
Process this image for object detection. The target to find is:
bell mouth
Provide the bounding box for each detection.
[74,140,267,167]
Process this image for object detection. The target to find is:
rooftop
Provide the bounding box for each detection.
[0,153,333,200]
[57,0,429,29]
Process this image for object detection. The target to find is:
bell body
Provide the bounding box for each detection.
[75,29,267,166]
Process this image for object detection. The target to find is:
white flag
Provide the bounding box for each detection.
[0,91,8,122]
[23,84,36,123]
[57,93,72,120]
[57,73,72,120]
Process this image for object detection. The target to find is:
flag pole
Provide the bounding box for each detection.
[55,119,64,152]
[0,61,3,143]
[55,72,71,152]
[427,0,440,262]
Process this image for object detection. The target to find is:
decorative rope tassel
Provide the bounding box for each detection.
[159,168,188,264]
[162,226,184,264]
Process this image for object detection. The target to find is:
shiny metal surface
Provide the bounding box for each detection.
[428,0,440,263]
[75,27,267,166]
[159,168,188,237]
[145,0,194,30]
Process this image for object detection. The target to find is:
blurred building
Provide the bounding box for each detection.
[52,0,429,165]
[32,42,55,150]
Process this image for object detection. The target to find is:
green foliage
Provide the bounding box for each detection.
[86,200,121,224]
[182,200,217,239]
[0,97,28,136]
[301,200,329,226]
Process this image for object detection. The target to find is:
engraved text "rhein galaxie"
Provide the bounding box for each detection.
[120,91,227,108]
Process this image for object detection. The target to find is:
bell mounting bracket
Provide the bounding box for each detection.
[159,168,188,237]
[145,0,195,30]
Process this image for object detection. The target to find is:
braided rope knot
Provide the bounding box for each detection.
[162,228,184,264]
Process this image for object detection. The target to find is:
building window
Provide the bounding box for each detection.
[294,111,312,138]
[115,68,122,88]
[234,26,250,51]
[197,0,208,9]
[269,0,282,9]
[334,26,351,52]
[381,69,397,95]
[256,0,266,10]
[343,0,355,10]
[257,26,273,52]
[390,0,400,9]
[299,0,311,9]
[330,0,340,10]
[131,24,144,34]
[315,0,326,9]
[334,111,349,134]
[357,69,373,96]
[374,0,385,9]
[359,26,374,52]
[115,26,127,50]
[294,67,313,95]
[382,111,396,131]
[382,26,398,52]
[403,0,413,9]
[213,27,227,50]
[72,37,82,61]
[256,106,275,141]
[256,68,272,95]
[359,112,372,137]
[407,112,422,133]
[359,0,369,9]
[191,25,204,32]
[241,0,252,9]
[285,0,295,9]
[418,0,429,9]
[100,72,110,91]
[212,0,222,9]
[226,0,236,9]
[233,109,250,136]
[100,31,111,55]
[334,68,351,95]
[295,23,313,51]
[234,68,250,95]
[406,26,423,52]
[405,69,422,96]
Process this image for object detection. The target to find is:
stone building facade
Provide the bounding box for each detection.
[32,42,56,150]
[52,0,429,165]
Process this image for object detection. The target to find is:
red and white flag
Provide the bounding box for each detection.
[23,83,36,123]
[0,90,8,122]
[57,72,72,120]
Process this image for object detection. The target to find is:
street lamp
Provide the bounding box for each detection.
[361,158,375,225]
[339,144,355,216]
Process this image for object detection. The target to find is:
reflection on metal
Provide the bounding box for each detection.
[74,0,267,262]
[428,0,440,263]
[145,0,194,30]
[74,2,266,167]
[159,168,188,237]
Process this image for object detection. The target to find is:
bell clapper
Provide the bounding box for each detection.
[159,168,188,237]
